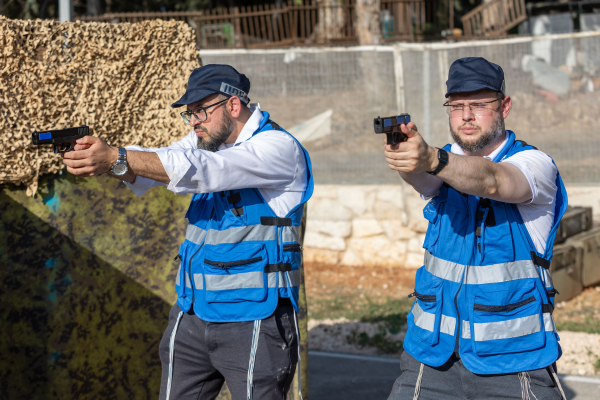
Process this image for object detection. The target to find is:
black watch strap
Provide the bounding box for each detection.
[427,148,449,175]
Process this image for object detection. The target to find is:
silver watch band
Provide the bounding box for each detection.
[110,147,128,176]
[117,147,126,161]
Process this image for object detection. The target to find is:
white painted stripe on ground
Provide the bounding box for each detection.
[557,374,600,384]
[309,351,600,384]
[308,350,400,364]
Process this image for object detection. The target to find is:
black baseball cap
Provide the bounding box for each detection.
[445,57,505,98]
[172,64,251,108]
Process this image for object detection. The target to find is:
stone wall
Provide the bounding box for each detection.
[304,184,600,268]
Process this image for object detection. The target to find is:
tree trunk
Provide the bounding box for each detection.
[355,0,382,45]
[315,0,346,43]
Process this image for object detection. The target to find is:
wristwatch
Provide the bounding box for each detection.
[110,147,128,176]
[427,148,449,176]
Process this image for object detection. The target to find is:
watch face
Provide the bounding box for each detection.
[111,163,128,176]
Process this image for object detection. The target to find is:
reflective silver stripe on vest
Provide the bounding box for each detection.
[425,252,540,285]
[267,272,278,288]
[543,313,556,333]
[473,314,541,341]
[463,314,555,340]
[193,273,204,290]
[411,302,456,335]
[205,271,264,291]
[424,252,465,283]
[279,270,301,288]
[282,226,300,243]
[185,273,192,289]
[184,272,299,291]
[543,269,553,288]
[185,223,300,245]
[186,224,208,245]
[176,265,181,287]
[440,314,456,336]
[412,302,436,332]
[462,320,471,339]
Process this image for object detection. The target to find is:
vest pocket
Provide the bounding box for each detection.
[408,268,444,346]
[469,281,545,356]
[422,199,441,250]
[202,243,268,303]
[422,197,468,261]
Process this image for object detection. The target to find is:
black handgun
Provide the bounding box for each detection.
[374,114,411,145]
[32,125,89,153]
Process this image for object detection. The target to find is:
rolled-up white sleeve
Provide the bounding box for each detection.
[502,150,558,206]
[122,132,197,196]
[154,130,303,195]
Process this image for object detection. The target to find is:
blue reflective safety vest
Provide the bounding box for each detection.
[404,131,568,374]
[174,111,314,323]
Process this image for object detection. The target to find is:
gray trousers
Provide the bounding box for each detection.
[158,299,298,400]
[388,351,567,400]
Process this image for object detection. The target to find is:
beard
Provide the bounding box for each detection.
[450,112,505,153]
[195,109,236,152]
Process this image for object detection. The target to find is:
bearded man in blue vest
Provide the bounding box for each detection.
[62,64,313,400]
[383,57,568,400]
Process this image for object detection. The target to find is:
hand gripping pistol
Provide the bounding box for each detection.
[373,114,411,145]
[32,125,89,153]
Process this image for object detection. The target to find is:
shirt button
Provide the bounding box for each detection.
[282,343,286,350]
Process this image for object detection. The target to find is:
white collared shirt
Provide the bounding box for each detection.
[123,104,308,217]
[420,132,558,253]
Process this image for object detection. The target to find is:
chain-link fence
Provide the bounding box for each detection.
[201,31,600,184]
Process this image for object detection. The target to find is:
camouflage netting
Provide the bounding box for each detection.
[0,17,200,195]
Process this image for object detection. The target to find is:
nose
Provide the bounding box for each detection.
[190,113,203,126]
[462,105,475,121]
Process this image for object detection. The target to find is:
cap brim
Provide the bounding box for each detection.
[445,81,502,98]
[171,89,219,108]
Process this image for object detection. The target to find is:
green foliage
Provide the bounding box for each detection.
[556,317,600,334]
[308,293,412,325]
[346,325,404,354]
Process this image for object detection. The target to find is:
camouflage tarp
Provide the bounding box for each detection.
[0,173,308,399]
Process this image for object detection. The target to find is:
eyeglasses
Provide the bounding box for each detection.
[180,98,228,125]
[443,98,502,117]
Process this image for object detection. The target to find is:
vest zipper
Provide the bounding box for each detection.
[188,246,202,305]
[407,291,437,302]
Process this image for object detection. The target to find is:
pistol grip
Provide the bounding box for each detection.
[386,132,401,145]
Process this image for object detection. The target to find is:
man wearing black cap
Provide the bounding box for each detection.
[62,64,313,400]
[383,57,568,399]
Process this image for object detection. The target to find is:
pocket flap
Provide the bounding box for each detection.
[469,281,545,356]
[202,243,269,303]
[423,200,439,224]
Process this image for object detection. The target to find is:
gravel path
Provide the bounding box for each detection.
[556,331,600,376]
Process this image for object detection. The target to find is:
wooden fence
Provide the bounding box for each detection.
[461,0,527,37]
[77,0,441,48]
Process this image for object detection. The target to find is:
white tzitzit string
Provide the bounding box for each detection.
[549,365,567,400]
[247,320,262,400]
[286,271,304,400]
[413,363,424,400]
[166,311,184,400]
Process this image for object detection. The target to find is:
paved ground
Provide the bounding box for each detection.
[308,351,600,400]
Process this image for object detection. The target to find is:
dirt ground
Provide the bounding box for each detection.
[304,263,600,376]
[304,263,416,307]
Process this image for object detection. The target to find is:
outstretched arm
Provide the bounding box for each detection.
[62,136,170,184]
[384,123,532,204]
